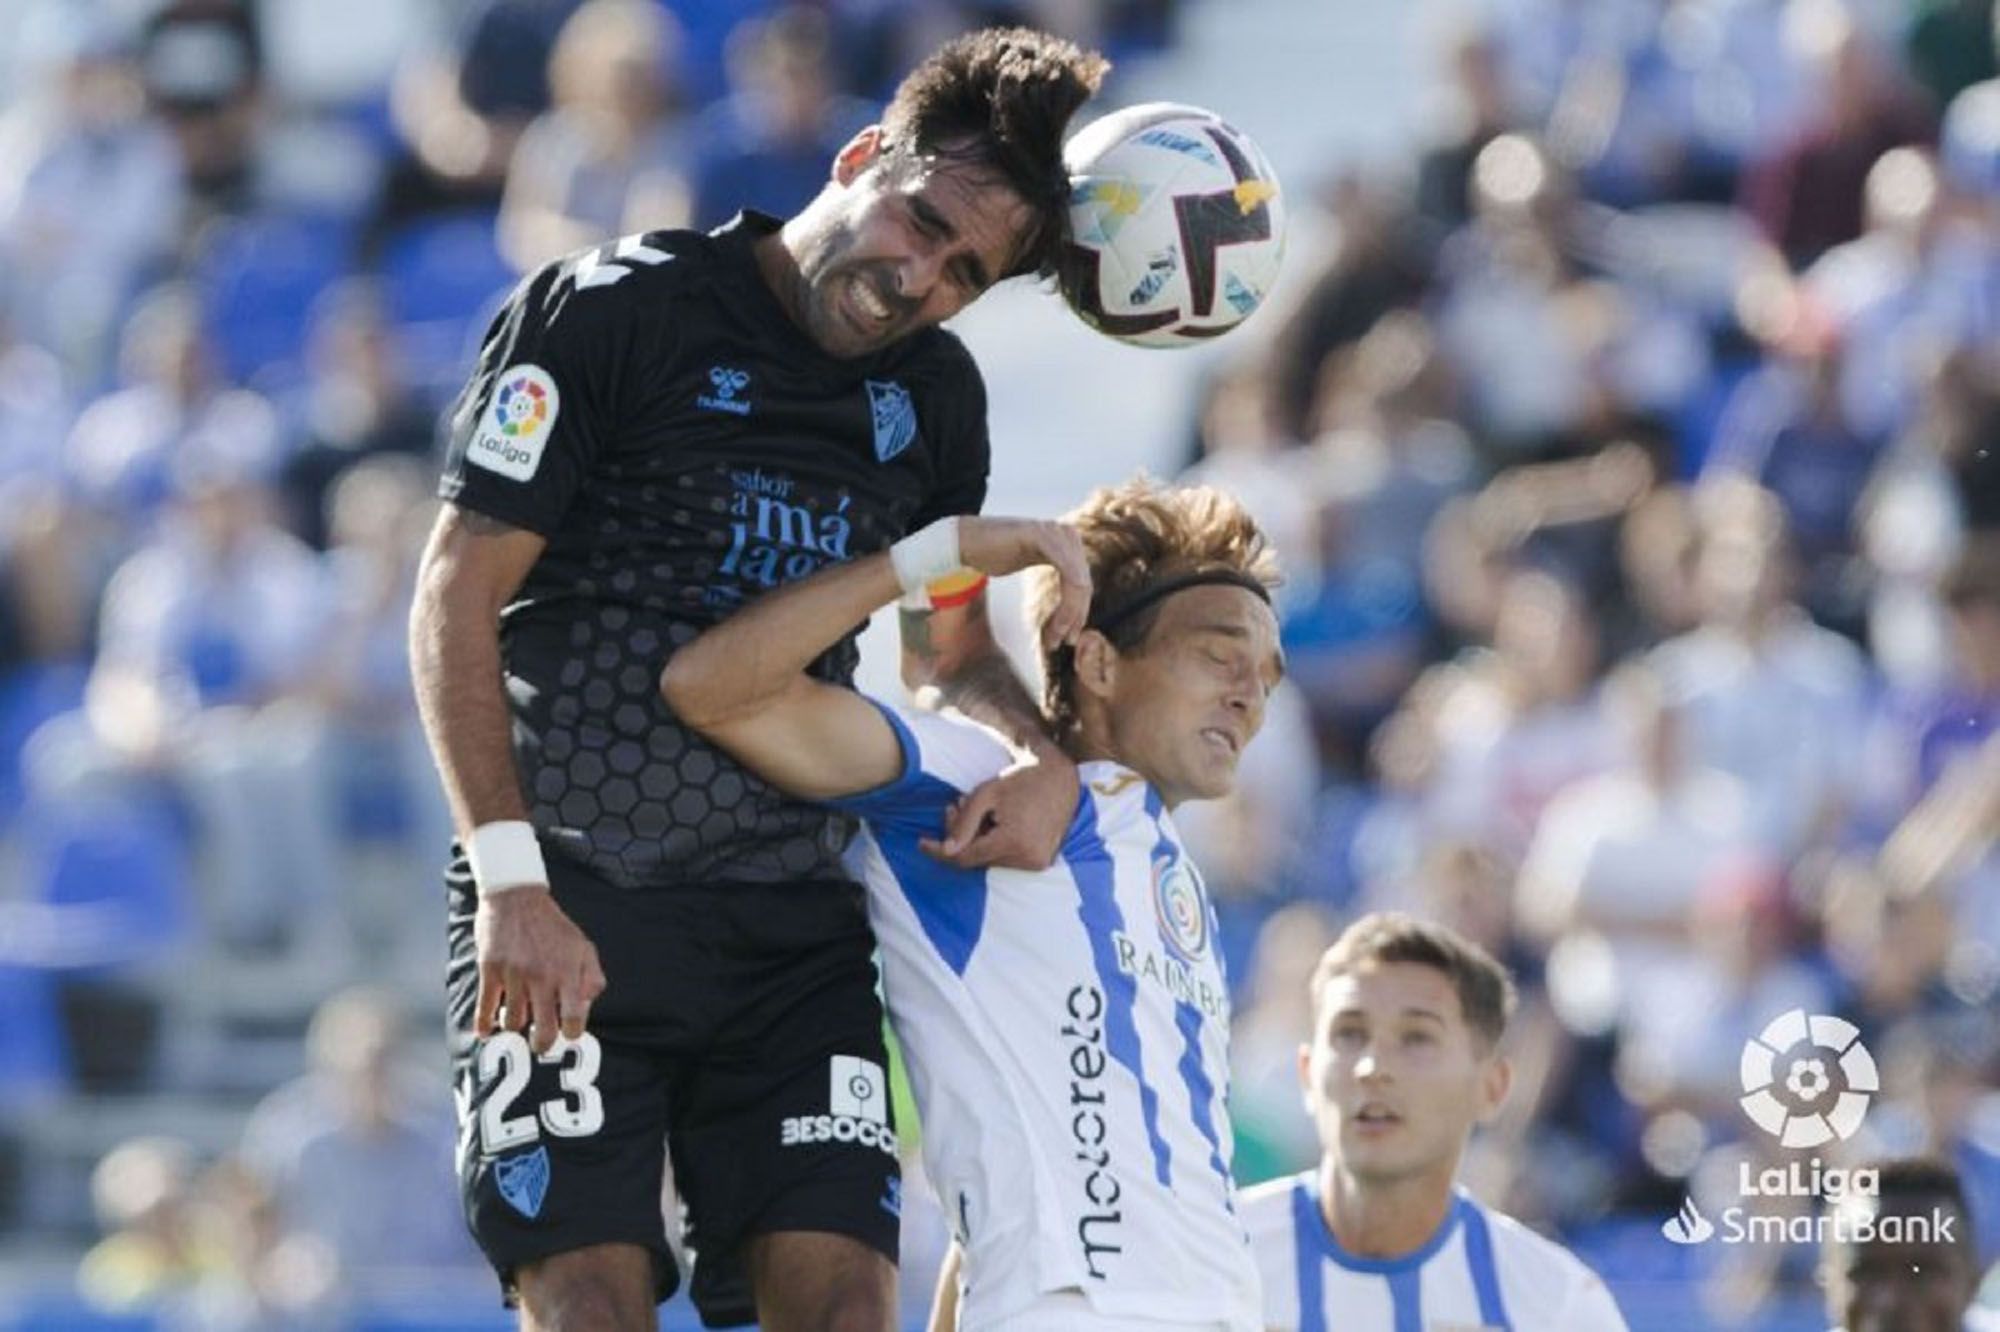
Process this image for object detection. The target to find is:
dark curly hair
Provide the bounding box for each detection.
[878,27,1109,279]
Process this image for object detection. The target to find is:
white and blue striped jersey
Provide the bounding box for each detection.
[1239,1171,1629,1331]
[834,703,1259,1331]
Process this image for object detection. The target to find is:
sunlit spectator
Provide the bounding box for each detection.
[277,281,437,549]
[1740,0,1935,265]
[1424,565,1622,862]
[1414,14,1518,231]
[687,6,877,229]
[1628,859,1830,1118]
[1703,282,1882,633]
[1859,352,2000,686]
[1263,175,1433,444]
[1804,146,1949,445]
[160,1155,339,1332]
[27,439,337,955]
[239,987,473,1290]
[374,0,577,245]
[498,0,691,273]
[66,281,281,528]
[1434,135,1707,460]
[77,1136,214,1313]
[307,456,454,949]
[1518,662,1771,1081]
[1651,477,1868,852]
[138,1,274,223]
[0,7,181,379]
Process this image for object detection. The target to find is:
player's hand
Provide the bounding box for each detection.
[922,748,1080,870]
[954,517,1092,648]
[473,885,607,1054]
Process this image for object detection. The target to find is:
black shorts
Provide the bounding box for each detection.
[446,851,901,1327]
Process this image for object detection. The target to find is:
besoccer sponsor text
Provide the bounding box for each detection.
[780,1055,897,1157]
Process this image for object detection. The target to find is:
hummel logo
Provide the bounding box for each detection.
[699,366,752,416]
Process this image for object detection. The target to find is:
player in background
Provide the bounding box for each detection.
[662,478,1276,1331]
[1821,1157,1994,1332]
[409,28,1106,1332]
[1239,912,1629,1331]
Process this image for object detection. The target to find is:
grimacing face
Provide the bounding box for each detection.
[1299,961,1510,1187]
[786,127,1038,358]
[1095,584,1283,807]
[1825,1203,1976,1332]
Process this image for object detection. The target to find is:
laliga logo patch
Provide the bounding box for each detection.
[1152,852,1209,963]
[468,364,560,481]
[495,1144,551,1219]
[493,371,550,437]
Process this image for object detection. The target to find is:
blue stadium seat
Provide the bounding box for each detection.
[0,1295,154,1332]
[0,663,87,832]
[377,210,518,400]
[192,213,355,389]
[22,794,190,973]
[0,964,70,1107]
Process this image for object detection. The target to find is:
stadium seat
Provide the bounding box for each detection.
[0,664,87,832]
[0,1295,153,1332]
[192,213,355,389]
[19,793,190,973]
[0,965,70,1108]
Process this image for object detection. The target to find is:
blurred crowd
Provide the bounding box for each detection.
[1179,0,2000,1321]
[0,0,1995,1328]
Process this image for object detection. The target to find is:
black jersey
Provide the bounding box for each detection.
[438,212,990,890]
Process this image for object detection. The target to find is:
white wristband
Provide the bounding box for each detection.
[466,821,548,896]
[890,517,962,598]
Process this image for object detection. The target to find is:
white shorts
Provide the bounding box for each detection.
[970,1290,1239,1332]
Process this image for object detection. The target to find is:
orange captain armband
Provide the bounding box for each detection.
[923,569,988,610]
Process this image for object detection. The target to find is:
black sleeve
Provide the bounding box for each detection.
[437,257,641,536]
[910,337,991,527]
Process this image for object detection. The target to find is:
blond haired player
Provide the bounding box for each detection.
[663,478,1278,1330]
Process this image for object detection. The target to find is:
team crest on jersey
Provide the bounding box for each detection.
[1152,851,1210,963]
[495,1145,551,1219]
[865,379,916,462]
[468,363,560,481]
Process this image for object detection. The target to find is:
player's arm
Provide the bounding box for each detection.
[902,584,1082,866]
[410,504,545,837]
[926,1242,963,1332]
[661,517,1090,802]
[409,502,605,1051]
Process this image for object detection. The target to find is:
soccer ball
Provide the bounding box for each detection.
[1058,103,1286,349]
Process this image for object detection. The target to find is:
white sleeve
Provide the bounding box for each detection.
[831,700,1013,830]
[887,703,1016,793]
